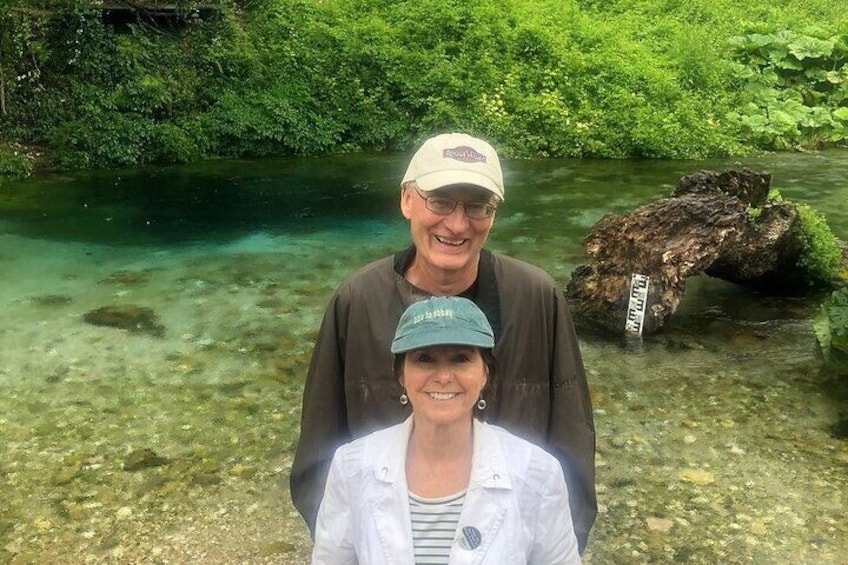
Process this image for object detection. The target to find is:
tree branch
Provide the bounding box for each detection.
[0,59,7,117]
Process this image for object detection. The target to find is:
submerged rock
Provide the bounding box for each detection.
[83,305,165,337]
[679,469,715,485]
[99,270,151,285]
[52,464,83,486]
[190,472,222,486]
[645,517,674,533]
[165,352,206,375]
[123,449,170,472]
[830,419,848,440]
[31,294,73,307]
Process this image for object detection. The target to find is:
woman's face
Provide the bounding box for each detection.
[401,345,488,427]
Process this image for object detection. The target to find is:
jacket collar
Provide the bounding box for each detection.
[393,246,502,340]
[372,416,413,484]
[371,416,513,492]
[469,418,513,490]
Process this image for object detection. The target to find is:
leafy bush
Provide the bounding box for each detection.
[814,286,848,362]
[1,0,848,168]
[727,28,848,149]
[0,145,33,184]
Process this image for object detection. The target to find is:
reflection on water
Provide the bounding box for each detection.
[1,150,847,563]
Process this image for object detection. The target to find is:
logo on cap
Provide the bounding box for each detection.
[443,146,487,163]
[411,308,455,325]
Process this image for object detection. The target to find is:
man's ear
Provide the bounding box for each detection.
[400,186,414,220]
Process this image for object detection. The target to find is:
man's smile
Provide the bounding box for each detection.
[434,235,467,246]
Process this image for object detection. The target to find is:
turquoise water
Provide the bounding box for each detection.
[1,150,847,563]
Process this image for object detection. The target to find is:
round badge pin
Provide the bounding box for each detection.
[458,526,482,550]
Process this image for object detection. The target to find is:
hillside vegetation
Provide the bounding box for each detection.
[0,0,846,178]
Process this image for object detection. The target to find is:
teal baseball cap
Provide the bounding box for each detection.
[391,296,495,354]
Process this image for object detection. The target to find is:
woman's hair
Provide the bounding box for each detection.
[393,348,498,400]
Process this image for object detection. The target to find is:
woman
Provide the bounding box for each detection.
[311,296,581,564]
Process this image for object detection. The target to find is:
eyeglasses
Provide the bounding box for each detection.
[413,188,498,220]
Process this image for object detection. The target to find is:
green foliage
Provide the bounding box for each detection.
[814,286,848,361]
[191,0,354,156]
[1,0,848,168]
[727,28,848,150]
[0,145,33,184]
[766,188,783,202]
[747,189,844,286]
[795,203,843,286]
[313,0,744,158]
[0,4,50,136]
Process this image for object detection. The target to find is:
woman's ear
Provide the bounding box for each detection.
[481,355,492,393]
[397,365,406,390]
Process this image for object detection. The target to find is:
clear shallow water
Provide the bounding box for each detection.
[1,150,847,563]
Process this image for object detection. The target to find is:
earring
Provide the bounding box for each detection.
[400,392,409,405]
[476,397,487,410]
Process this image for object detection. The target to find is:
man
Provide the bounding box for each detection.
[290,132,596,552]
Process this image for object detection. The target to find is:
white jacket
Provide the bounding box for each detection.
[312,417,581,564]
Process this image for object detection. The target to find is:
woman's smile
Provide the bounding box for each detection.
[426,391,462,401]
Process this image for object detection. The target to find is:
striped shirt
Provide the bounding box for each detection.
[408,489,467,564]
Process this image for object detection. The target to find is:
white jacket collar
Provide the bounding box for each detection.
[470,418,513,490]
[371,415,413,484]
[372,416,513,492]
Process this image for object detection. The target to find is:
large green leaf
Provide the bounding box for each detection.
[729,33,772,52]
[825,70,846,85]
[814,305,832,354]
[788,36,835,60]
[804,68,829,82]
[802,106,832,128]
[814,285,848,358]
[774,57,804,71]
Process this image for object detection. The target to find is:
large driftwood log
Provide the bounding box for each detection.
[565,169,805,335]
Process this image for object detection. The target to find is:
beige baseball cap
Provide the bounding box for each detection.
[401,133,504,201]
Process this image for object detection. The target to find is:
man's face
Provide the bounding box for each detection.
[400,184,497,277]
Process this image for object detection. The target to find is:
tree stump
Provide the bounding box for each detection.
[565,169,806,335]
